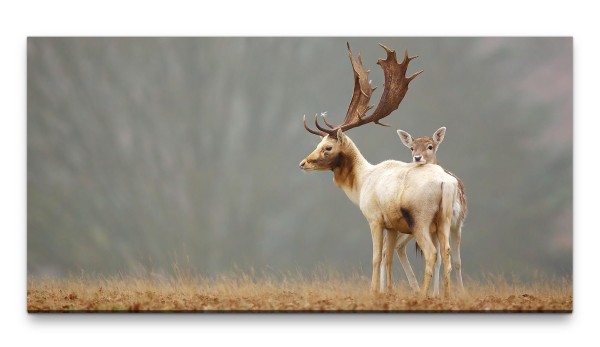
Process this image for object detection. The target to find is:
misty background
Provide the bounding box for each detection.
[27,37,572,282]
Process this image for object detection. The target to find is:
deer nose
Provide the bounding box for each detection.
[299,160,306,168]
[414,156,422,162]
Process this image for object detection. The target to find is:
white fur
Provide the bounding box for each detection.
[302,134,458,297]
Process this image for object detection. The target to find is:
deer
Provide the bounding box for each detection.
[379,127,468,295]
[298,43,458,297]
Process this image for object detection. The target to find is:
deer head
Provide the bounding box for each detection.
[300,43,423,170]
[397,127,446,165]
[299,129,351,171]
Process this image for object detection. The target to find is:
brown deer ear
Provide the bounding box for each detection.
[397,129,413,149]
[433,127,446,146]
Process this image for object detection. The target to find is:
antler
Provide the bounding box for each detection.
[341,42,376,129]
[304,43,423,138]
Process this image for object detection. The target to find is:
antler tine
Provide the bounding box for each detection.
[303,114,327,137]
[321,115,336,129]
[378,43,394,55]
[314,114,335,134]
[407,69,424,82]
[401,50,422,75]
[374,120,391,127]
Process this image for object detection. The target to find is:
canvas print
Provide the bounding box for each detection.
[27,37,572,312]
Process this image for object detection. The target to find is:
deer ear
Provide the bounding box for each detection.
[397,129,413,149]
[336,128,347,144]
[433,127,446,146]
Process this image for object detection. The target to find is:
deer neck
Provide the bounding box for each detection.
[332,140,371,205]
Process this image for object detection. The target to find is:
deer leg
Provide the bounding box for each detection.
[413,226,437,298]
[451,223,465,293]
[380,230,389,291]
[380,230,396,292]
[395,234,419,292]
[438,224,452,299]
[431,233,441,297]
[369,222,384,293]
[383,229,398,293]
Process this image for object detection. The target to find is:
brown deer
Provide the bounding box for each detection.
[380,127,467,294]
[299,43,458,297]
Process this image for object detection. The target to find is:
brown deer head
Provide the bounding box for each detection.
[397,127,446,165]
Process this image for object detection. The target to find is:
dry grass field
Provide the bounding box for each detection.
[27,271,572,313]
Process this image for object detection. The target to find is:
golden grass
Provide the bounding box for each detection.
[27,271,572,312]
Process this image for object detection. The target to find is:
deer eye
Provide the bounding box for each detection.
[427,145,433,150]
[325,146,333,151]
[410,147,414,151]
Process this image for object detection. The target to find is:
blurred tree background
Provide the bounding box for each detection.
[27,37,572,281]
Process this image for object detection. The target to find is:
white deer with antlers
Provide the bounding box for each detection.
[299,43,458,297]
[379,127,468,295]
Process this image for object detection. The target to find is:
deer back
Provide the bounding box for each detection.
[359,161,458,233]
